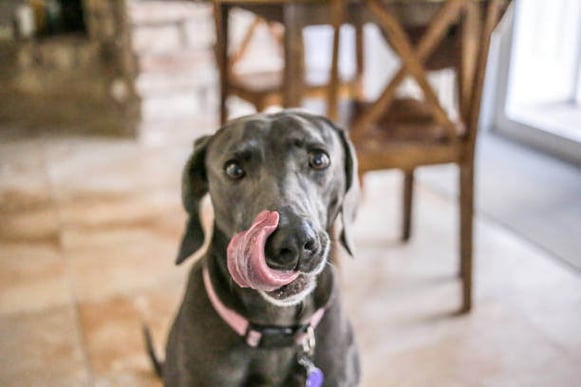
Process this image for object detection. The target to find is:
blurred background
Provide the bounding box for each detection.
[0,0,580,386]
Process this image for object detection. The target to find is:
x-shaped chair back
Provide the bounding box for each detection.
[348,0,505,150]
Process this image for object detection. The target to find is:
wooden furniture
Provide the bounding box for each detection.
[337,0,507,312]
[212,0,365,123]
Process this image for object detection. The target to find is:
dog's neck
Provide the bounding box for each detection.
[205,227,334,327]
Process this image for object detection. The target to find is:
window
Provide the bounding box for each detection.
[490,0,581,163]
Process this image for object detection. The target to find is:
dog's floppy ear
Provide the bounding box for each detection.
[335,126,359,257]
[176,135,211,265]
[307,114,359,256]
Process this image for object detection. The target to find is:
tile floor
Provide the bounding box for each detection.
[1,120,580,387]
[417,132,581,271]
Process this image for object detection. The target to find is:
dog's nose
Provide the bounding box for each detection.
[265,215,319,272]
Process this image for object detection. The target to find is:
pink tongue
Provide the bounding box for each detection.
[227,210,299,291]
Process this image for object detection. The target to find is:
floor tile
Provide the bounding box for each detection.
[361,303,580,387]
[0,140,60,246]
[0,140,52,212]
[78,281,183,387]
[0,306,89,387]
[63,225,185,302]
[44,138,191,202]
[0,242,71,315]
[341,171,581,386]
[418,133,581,270]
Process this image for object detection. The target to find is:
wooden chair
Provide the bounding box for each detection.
[227,17,284,78]
[335,0,507,312]
[213,0,365,124]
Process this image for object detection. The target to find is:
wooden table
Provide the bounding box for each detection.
[213,0,506,121]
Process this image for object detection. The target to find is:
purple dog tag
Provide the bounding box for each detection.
[306,366,324,387]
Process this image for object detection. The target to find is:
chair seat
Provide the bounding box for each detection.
[351,98,465,171]
[353,98,464,141]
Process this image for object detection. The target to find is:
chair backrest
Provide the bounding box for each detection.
[328,0,507,150]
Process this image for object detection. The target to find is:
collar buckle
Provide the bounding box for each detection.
[300,325,316,356]
[245,329,263,347]
[245,323,311,348]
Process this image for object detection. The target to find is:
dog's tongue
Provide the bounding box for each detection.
[227,210,299,291]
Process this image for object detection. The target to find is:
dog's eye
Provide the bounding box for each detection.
[224,161,245,179]
[308,150,330,170]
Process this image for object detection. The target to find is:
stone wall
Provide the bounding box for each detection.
[0,0,138,136]
[0,0,217,138]
[126,0,217,134]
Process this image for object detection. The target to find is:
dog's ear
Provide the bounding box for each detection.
[335,126,359,257]
[307,114,360,256]
[176,135,211,265]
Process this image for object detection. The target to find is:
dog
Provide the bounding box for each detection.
[146,110,360,386]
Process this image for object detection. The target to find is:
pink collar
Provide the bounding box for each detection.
[203,265,326,348]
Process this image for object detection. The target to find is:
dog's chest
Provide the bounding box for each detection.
[244,347,305,386]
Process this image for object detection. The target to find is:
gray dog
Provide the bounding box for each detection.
[147,110,360,386]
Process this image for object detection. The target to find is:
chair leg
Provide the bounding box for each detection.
[354,21,365,100]
[459,162,474,313]
[214,3,229,125]
[402,169,414,242]
[326,0,343,121]
[255,99,267,113]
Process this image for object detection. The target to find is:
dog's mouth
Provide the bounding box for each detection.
[226,210,324,303]
[261,273,318,306]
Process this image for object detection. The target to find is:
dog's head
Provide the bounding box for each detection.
[176,110,358,306]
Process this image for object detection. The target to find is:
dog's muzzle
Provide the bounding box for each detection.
[265,208,325,273]
[226,209,328,296]
[227,210,300,291]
